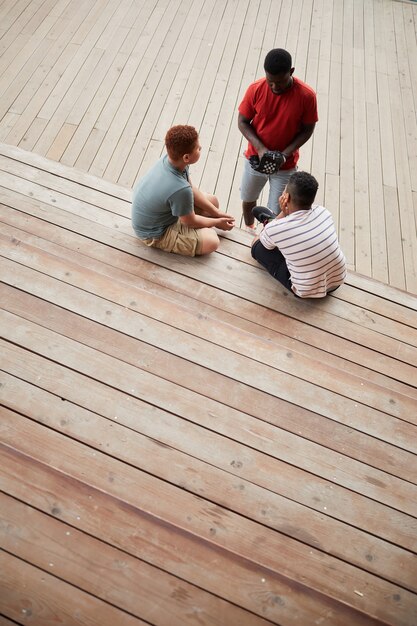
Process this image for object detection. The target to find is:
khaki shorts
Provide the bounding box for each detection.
[141,219,203,256]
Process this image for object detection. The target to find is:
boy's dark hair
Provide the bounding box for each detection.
[264,49,292,74]
[287,171,319,207]
[165,125,198,160]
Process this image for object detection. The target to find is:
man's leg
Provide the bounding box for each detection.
[251,239,293,293]
[240,157,268,226]
[242,200,257,226]
[267,168,296,214]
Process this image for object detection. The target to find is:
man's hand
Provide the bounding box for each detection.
[257,147,268,160]
[249,151,287,174]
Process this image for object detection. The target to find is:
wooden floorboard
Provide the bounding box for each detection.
[1,144,417,625]
[0,0,416,290]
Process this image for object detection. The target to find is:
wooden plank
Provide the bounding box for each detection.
[1,2,416,290]
[353,45,372,278]
[0,0,46,58]
[1,207,416,377]
[198,0,252,199]
[0,615,21,626]
[31,2,116,127]
[17,116,48,152]
[33,46,105,155]
[0,552,147,626]
[393,0,417,194]
[0,112,19,142]
[60,47,131,167]
[1,412,415,626]
[120,0,213,186]
[402,2,417,192]
[363,0,377,105]
[1,5,417,625]
[213,0,268,217]
[2,241,416,443]
[0,35,56,117]
[185,0,242,184]
[46,121,76,161]
[1,185,416,393]
[366,100,388,283]
[324,172,340,233]
[2,177,416,375]
[389,1,417,293]
[0,0,33,33]
[3,146,414,344]
[0,141,131,200]
[0,444,384,626]
[64,26,130,127]
[345,270,417,309]
[2,364,416,593]
[8,34,74,115]
[89,0,180,179]
[326,42,341,178]
[2,283,417,506]
[0,2,63,99]
[0,492,266,626]
[0,236,412,479]
[1,39,80,143]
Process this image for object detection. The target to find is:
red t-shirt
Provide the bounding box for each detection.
[238,76,318,169]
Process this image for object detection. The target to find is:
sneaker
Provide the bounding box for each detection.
[252,205,275,225]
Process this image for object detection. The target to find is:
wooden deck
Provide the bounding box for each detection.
[0,0,416,291]
[1,143,417,624]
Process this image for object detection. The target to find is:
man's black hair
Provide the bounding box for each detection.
[264,49,292,74]
[287,171,319,207]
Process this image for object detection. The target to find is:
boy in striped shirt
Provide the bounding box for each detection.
[251,171,346,298]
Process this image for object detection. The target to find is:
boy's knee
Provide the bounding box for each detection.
[207,193,219,208]
[198,229,219,255]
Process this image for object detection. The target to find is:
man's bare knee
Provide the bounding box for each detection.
[197,229,220,255]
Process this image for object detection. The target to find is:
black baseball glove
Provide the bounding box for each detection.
[249,150,286,174]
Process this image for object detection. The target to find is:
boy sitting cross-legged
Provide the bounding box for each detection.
[132,125,235,256]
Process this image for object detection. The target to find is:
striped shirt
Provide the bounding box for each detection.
[260,205,347,298]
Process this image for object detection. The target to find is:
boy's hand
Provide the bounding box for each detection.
[216,216,235,231]
[278,191,289,216]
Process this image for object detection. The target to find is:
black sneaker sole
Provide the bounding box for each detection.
[252,205,275,225]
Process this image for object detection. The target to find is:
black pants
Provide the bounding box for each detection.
[251,239,294,294]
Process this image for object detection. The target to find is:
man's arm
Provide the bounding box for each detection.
[238,113,268,159]
[282,122,316,158]
[238,114,316,160]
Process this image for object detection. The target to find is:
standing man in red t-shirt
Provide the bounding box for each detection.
[238,48,318,231]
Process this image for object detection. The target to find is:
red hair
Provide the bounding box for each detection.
[165,125,198,160]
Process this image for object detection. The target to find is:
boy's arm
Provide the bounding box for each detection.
[190,183,230,218]
[191,185,218,216]
[180,211,234,231]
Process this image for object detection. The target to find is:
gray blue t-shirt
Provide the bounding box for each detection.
[131,155,193,239]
